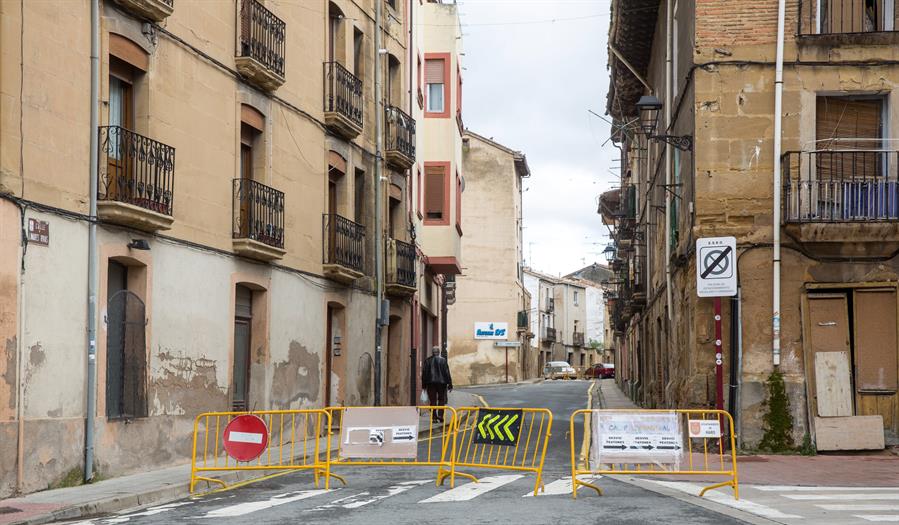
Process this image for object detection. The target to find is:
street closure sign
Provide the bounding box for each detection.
[223,415,269,462]
[696,236,737,297]
[592,411,683,466]
[339,407,420,459]
[473,409,523,446]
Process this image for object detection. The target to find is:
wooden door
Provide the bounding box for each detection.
[807,293,854,417]
[107,67,134,201]
[853,288,899,438]
[232,286,252,411]
[325,305,333,408]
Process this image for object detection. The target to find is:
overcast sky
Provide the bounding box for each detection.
[457,0,617,277]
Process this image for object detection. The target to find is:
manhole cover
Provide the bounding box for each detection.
[0,507,23,515]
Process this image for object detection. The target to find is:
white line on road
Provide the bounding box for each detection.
[198,489,336,518]
[103,502,195,523]
[753,486,899,492]
[306,480,431,511]
[419,475,524,503]
[522,476,601,497]
[645,480,804,520]
[816,504,899,511]
[787,494,899,501]
[856,516,899,522]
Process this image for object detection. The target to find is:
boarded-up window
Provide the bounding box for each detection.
[853,289,898,392]
[424,164,447,221]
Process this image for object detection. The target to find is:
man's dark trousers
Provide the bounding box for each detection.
[426,383,448,422]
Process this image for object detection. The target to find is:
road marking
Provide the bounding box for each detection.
[307,481,430,511]
[856,516,899,522]
[787,494,899,501]
[198,489,336,518]
[419,475,524,503]
[817,505,899,511]
[753,486,899,492]
[522,476,601,497]
[645,480,804,519]
[103,502,195,523]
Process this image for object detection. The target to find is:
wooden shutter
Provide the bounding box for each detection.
[853,288,898,392]
[425,165,445,220]
[816,97,882,147]
[425,59,444,84]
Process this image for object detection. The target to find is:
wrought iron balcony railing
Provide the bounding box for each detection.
[387,238,416,288]
[573,331,585,347]
[323,213,366,274]
[233,178,285,248]
[239,0,285,77]
[543,326,556,343]
[98,126,175,216]
[386,105,416,162]
[800,0,898,35]
[324,61,364,129]
[783,150,899,222]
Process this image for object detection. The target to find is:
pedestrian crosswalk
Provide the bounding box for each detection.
[66,474,604,524]
[646,480,899,525]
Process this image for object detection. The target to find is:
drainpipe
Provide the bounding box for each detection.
[374,0,384,406]
[84,0,100,483]
[772,0,786,367]
[664,0,673,322]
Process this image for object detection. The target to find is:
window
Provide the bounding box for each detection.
[354,168,365,225]
[816,96,884,182]
[353,28,364,79]
[106,260,148,419]
[417,55,424,109]
[670,149,680,251]
[388,54,402,106]
[574,291,579,306]
[425,55,449,117]
[424,162,449,223]
[455,171,462,233]
[232,285,253,411]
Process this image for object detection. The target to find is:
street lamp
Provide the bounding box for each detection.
[634,95,693,151]
[602,244,617,263]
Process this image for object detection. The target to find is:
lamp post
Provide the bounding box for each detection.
[602,244,617,264]
[635,95,693,151]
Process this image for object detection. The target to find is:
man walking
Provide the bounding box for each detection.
[422,346,453,422]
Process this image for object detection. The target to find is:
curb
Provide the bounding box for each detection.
[459,378,544,390]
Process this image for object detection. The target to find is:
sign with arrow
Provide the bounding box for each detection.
[592,411,683,465]
[473,409,523,447]
[696,236,737,297]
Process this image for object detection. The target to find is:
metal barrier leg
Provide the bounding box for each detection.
[437,468,477,486]
[699,478,737,498]
[572,476,603,499]
[192,476,228,493]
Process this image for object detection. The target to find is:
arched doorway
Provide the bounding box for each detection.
[106,276,147,419]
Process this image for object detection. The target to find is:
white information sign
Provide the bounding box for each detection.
[474,322,509,340]
[368,429,385,445]
[696,236,738,298]
[391,426,417,443]
[688,419,722,439]
[592,411,683,466]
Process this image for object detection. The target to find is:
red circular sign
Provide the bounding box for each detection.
[223,415,269,462]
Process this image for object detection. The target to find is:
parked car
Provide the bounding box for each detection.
[543,361,576,380]
[585,363,615,379]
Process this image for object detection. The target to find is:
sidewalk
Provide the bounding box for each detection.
[0,391,482,525]
[594,379,899,487]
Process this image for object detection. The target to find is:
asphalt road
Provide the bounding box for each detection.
[63,380,746,525]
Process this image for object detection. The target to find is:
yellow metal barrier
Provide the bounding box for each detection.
[570,409,739,500]
[189,409,335,493]
[451,407,552,496]
[326,406,466,487]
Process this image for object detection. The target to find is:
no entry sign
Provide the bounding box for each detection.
[223,415,269,462]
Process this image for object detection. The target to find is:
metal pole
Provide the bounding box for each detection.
[85,0,100,482]
[714,297,724,434]
[772,0,786,368]
[374,0,384,407]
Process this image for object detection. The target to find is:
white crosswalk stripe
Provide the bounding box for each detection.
[419,474,524,503]
[645,480,804,520]
[817,505,899,512]
[198,489,337,518]
[856,516,899,522]
[306,480,431,511]
[523,475,601,497]
[788,494,899,501]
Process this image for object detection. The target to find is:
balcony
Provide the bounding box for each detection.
[573,331,585,348]
[799,0,899,40]
[232,179,285,261]
[324,62,363,139]
[113,0,173,21]
[543,327,556,344]
[236,0,285,91]
[783,150,899,255]
[98,126,175,232]
[385,105,415,170]
[323,213,366,283]
[386,238,417,296]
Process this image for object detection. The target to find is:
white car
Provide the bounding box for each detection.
[543,361,576,380]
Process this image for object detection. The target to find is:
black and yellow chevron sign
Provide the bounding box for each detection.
[473,409,523,446]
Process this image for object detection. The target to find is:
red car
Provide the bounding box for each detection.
[585,363,615,379]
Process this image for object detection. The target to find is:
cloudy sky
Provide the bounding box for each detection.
[457,0,617,277]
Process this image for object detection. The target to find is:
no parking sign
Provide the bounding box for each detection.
[696,237,737,298]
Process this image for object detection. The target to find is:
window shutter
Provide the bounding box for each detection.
[425,166,445,219]
[816,97,882,147]
[425,59,445,84]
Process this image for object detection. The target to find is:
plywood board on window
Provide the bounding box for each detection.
[853,289,898,392]
[815,351,853,417]
[814,416,884,451]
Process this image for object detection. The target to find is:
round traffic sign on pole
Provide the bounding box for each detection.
[223,415,269,462]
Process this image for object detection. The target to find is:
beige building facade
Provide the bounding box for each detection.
[604,0,899,450]
[0,0,430,496]
[447,131,533,385]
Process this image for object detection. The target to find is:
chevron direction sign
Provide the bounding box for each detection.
[473,409,523,446]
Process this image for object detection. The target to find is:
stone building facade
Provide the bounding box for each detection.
[0,0,445,496]
[603,0,899,450]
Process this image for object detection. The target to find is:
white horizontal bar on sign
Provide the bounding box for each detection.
[228,431,265,444]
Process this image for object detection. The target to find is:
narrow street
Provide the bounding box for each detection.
[60,381,743,525]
